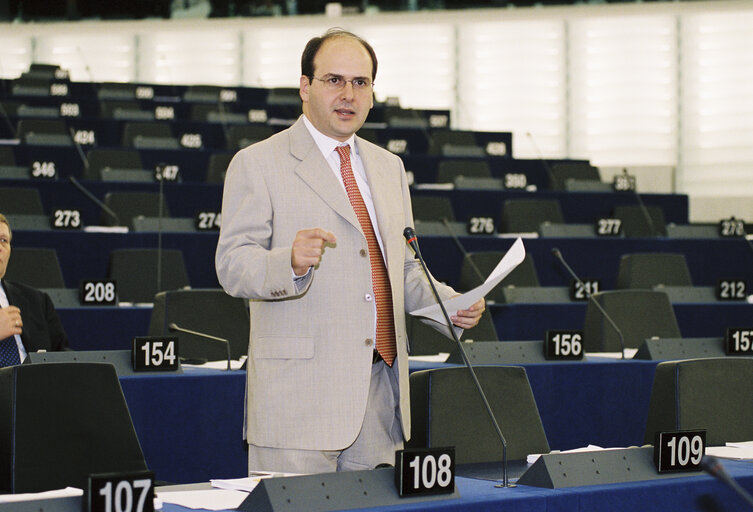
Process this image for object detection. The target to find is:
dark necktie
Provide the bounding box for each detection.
[0,335,21,367]
[336,145,397,366]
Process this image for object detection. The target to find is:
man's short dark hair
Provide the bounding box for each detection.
[301,28,378,83]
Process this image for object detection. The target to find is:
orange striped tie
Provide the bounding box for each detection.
[336,145,396,366]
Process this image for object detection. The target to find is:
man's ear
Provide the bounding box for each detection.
[300,75,310,103]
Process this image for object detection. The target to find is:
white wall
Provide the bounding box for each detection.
[1,1,752,222]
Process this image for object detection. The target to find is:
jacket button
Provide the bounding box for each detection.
[364,293,373,301]
[365,338,373,347]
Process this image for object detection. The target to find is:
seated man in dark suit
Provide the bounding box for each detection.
[0,213,69,367]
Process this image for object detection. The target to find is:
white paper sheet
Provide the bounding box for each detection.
[410,237,525,323]
[0,487,82,503]
[706,440,753,460]
[157,489,249,511]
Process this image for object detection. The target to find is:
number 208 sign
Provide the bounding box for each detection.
[395,447,455,497]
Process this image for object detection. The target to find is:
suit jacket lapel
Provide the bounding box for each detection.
[289,118,361,232]
[1,280,29,348]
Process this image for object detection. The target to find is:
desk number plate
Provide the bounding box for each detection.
[132,336,180,372]
[726,327,753,355]
[654,430,705,473]
[88,470,155,512]
[395,447,455,497]
[545,330,584,360]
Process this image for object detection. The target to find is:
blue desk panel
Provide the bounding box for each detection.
[124,359,659,485]
[160,460,753,512]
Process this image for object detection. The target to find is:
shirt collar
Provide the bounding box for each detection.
[302,114,358,160]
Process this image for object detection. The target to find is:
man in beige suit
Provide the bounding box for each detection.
[215,28,484,475]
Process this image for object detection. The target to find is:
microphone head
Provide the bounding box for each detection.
[551,247,562,259]
[403,226,416,241]
[700,455,722,476]
[168,322,179,332]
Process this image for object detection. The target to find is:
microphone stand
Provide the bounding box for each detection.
[168,322,232,371]
[552,248,626,359]
[701,455,753,509]
[404,227,514,488]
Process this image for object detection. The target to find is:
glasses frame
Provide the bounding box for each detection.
[311,74,374,91]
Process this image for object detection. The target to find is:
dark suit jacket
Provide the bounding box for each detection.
[2,279,69,353]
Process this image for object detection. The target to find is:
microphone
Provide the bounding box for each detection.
[168,322,232,371]
[701,455,753,509]
[551,248,627,359]
[68,176,121,226]
[526,131,556,190]
[403,227,514,488]
[621,168,659,237]
[68,125,90,175]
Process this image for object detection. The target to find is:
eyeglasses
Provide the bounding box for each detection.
[311,74,373,91]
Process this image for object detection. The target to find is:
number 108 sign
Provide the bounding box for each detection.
[395,447,455,497]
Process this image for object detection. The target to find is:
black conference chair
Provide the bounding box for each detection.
[102,191,170,227]
[0,363,147,493]
[206,152,233,184]
[428,130,484,157]
[149,289,250,361]
[409,366,550,464]
[548,162,601,191]
[0,187,44,215]
[458,252,539,303]
[225,124,275,150]
[122,122,179,149]
[407,310,497,356]
[644,358,753,446]
[190,104,246,124]
[613,205,668,237]
[107,248,190,303]
[582,290,681,352]
[4,247,65,289]
[17,119,72,146]
[99,100,153,121]
[499,198,564,234]
[85,148,146,181]
[411,195,455,223]
[0,146,15,166]
[435,159,491,183]
[615,253,693,290]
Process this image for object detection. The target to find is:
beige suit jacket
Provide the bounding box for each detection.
[215,117,456,450]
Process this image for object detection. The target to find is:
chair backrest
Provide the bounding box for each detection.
[644,358,753,446]
[582,290,681,352]
[4,248,65,288]
[613,205,667,237]
[85,149,144,180]
[616,253,693,289]
[17,119,68,138]
[548,163,601,190]
[122,122,176,148]
[0,363,147,493]
[436,159,491,183]
[108,248,190,303]
[0,187,44,215]
[102,191,170,227]
[409,366,549,463]
[458,252,539,302]
[500,198,564,233]
[0,146,15,165]
[428,130,481,156]
[207,152,233,184]
[149,289,249,361]
[226,125,275,150]
[407,310,497,356]
[411,195,455,223]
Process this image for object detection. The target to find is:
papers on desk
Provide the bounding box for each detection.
[182,356,247,370]
[706,440,753,460]
[158,474,299,511]
[0,487,82,503]
[409,353,450,363]
[586,349,638,360]
[410,237,525,323]
[158,489,248,511]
